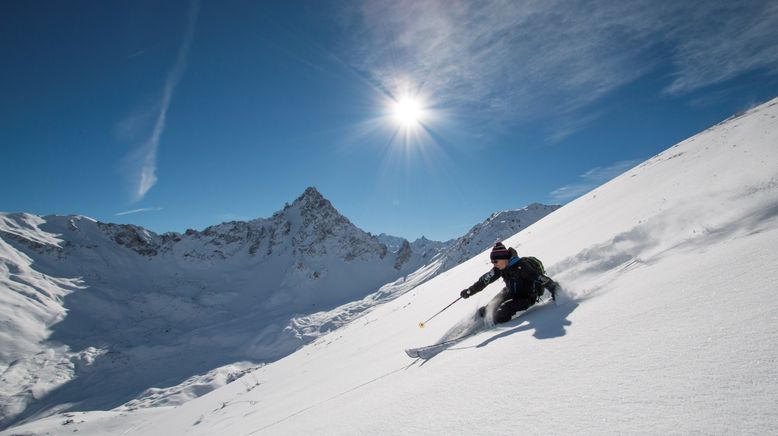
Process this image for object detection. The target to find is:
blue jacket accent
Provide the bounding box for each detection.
[508,256,521,268]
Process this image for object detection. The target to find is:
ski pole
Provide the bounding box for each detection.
[418,296,462,328]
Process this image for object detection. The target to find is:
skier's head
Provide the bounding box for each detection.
[490,242,511,269]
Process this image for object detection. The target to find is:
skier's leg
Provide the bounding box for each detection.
[494,296,533,324]
[479,288,509,319]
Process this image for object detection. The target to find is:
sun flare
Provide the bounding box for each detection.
[392,97,424,127]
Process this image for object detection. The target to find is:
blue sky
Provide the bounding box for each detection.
[2,0,778,241]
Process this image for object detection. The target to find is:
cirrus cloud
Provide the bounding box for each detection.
[550,159,641,202]
[122,0,199,203]
[334,0,778,134]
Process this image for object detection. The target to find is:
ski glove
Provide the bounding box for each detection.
[460,289,472,299]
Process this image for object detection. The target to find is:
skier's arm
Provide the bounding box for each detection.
[460,268,500,298]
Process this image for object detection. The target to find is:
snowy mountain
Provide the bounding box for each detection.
[0,185,557,430]
[5,96,776,435]
[1,187,417,428]
[439,203,560,269]
[376,233,448,268]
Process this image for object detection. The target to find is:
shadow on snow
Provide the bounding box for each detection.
[476,300,578,348]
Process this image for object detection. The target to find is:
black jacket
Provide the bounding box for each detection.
[466,256,541,300]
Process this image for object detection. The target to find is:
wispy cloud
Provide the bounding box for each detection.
[550,160,640,202]
[123,0,199,203]
[663,1,778,95]
[115,207,163,217]
[335,0,778,135]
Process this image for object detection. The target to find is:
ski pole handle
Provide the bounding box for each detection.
[419,296,462,328]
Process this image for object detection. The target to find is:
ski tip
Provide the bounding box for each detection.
[405,349,419,358]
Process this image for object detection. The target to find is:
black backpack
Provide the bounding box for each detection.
[521,256,546,276]
[519,256,549,301]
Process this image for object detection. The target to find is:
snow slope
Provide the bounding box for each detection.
[5,97,778,435]
[0,188,557,429]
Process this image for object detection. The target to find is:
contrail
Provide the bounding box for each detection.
[132,0,199,202]
[115,207,163,216]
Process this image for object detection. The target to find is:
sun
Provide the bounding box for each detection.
[392,97,425,128]
[368,83,447,167]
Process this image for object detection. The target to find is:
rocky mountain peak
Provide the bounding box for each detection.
[277,187,349,229]
[290,187,329,210]
[277,187,345,227]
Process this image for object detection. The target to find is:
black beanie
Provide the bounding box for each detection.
[490,242,512,260]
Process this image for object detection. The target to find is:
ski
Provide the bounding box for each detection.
[405,291,560,359]
[405,330,481,359]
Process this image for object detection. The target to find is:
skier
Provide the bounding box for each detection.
[460,241,558,324]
